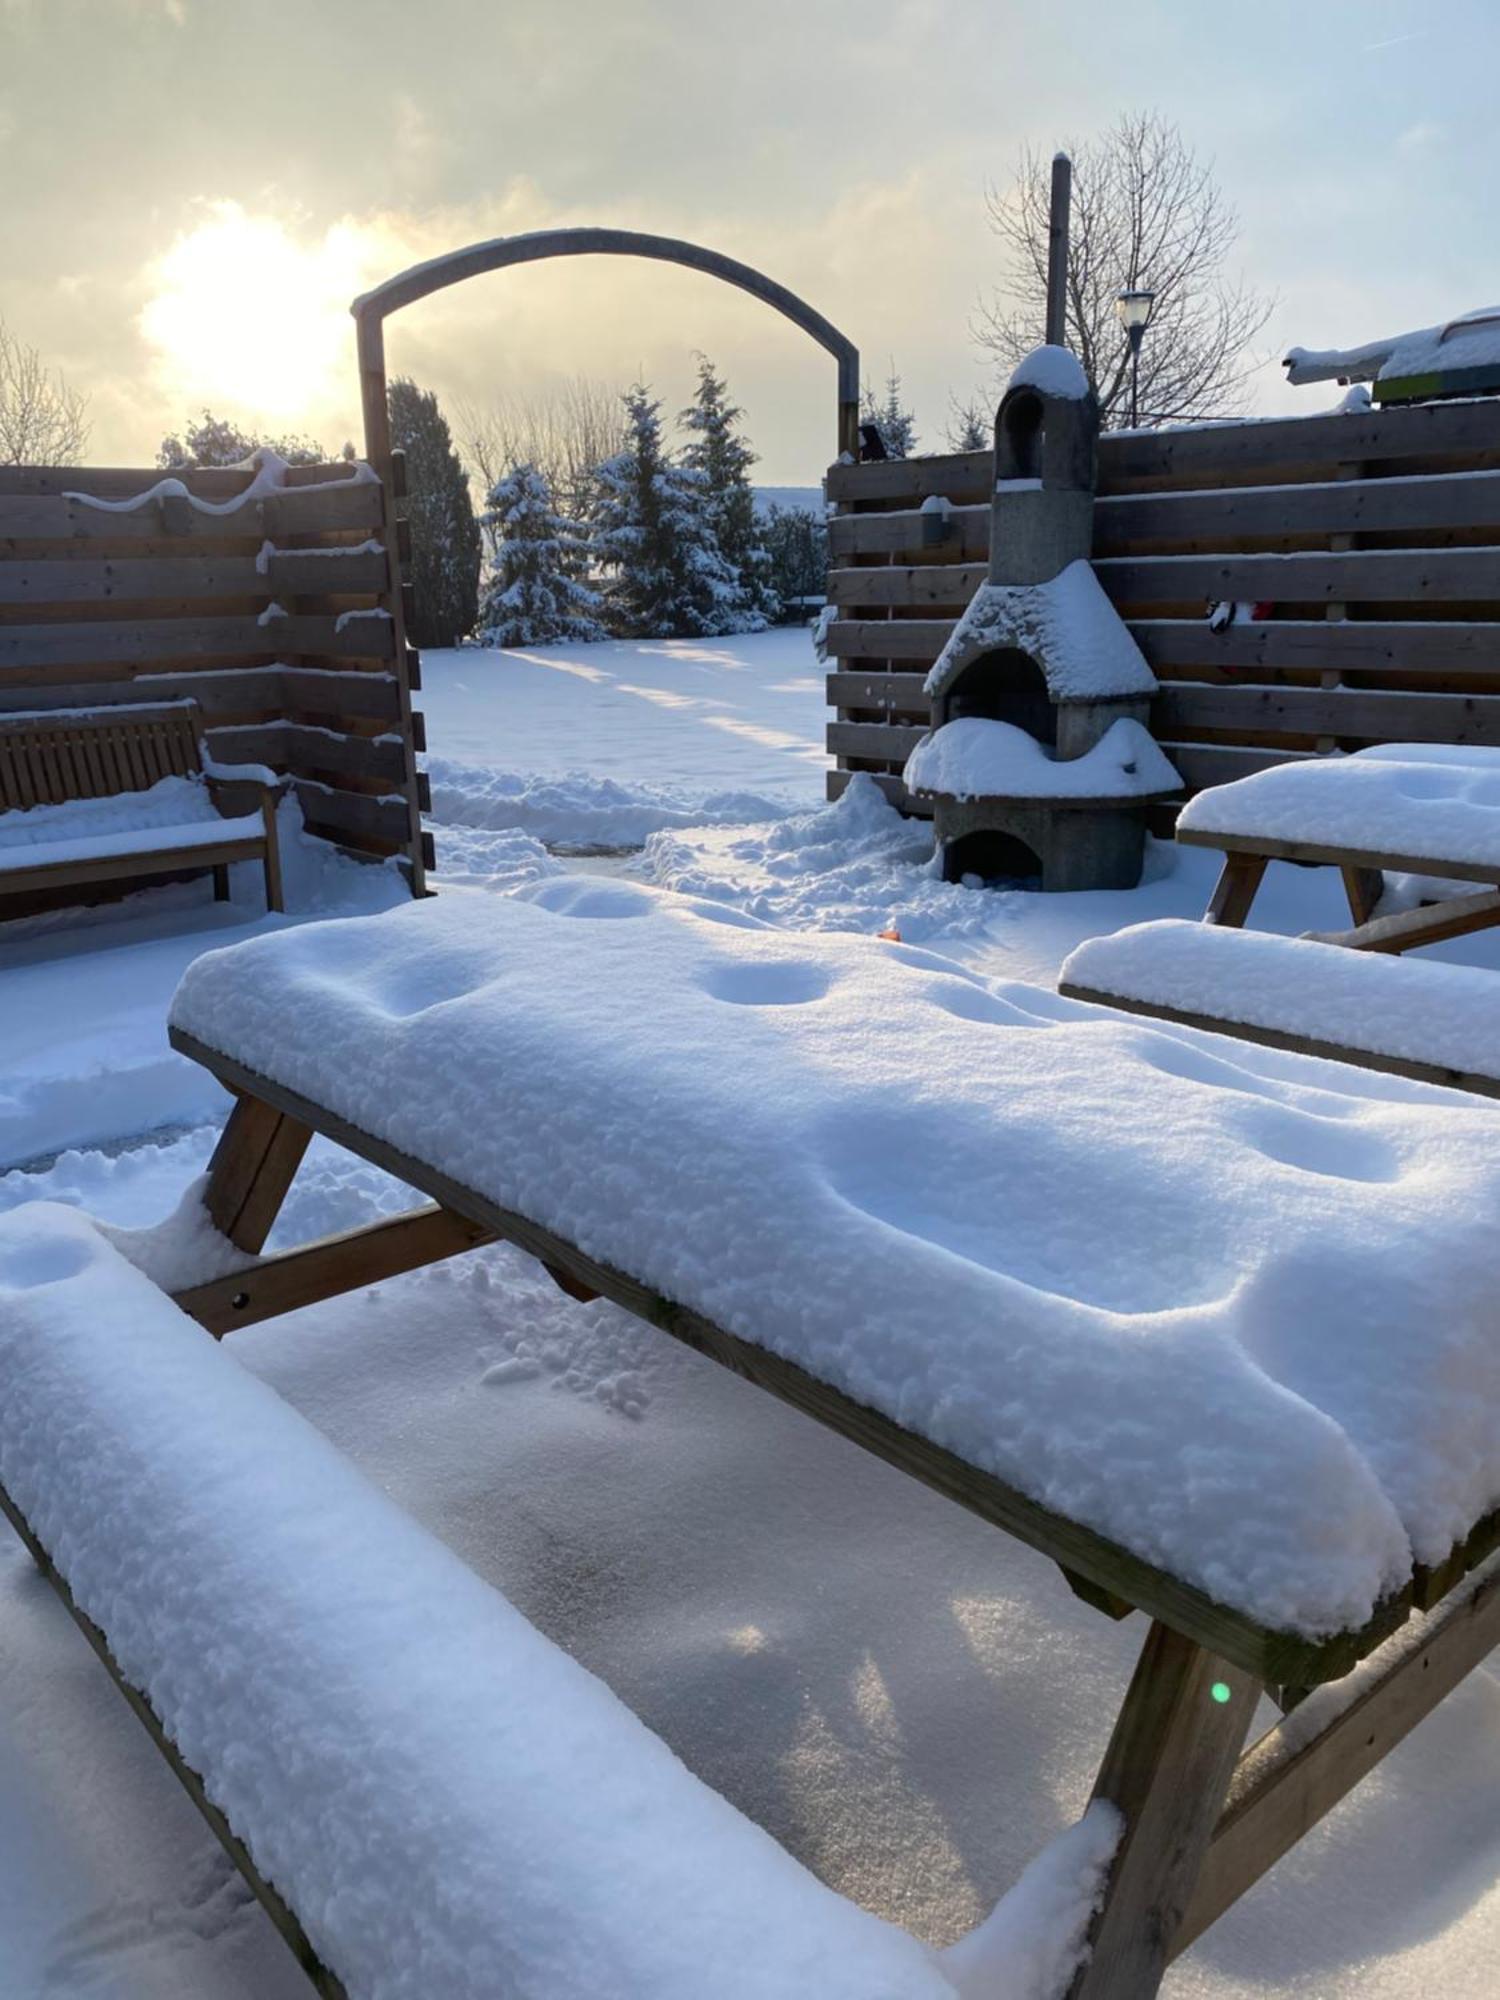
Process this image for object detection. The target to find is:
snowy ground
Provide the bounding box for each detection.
[2,626,1497,1997]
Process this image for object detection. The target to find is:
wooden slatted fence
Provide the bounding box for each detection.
[824,396,1500,811]
[0,460,427,884]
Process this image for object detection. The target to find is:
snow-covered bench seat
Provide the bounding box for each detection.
[0,1201,1016,2000]
[0,702,282,917]
[1059,918,1500,1099]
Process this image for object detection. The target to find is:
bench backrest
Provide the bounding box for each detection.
[0,702,204,812]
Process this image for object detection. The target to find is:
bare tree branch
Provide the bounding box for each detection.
[0,320,90,465]
[455,375,626,547]
[974,112,1274,428]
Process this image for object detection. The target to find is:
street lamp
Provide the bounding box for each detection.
[1115,287,1156,427]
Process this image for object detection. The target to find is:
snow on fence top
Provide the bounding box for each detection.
[0,1202,962,2000]
[170,884,1500,1638]
[1285,306,1500,389]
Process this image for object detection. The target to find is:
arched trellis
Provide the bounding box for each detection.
[349,227,861,474]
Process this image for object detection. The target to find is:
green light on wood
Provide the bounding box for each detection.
[1210,1681,1233,1704]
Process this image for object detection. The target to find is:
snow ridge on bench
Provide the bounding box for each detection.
[0,1204,958,2000]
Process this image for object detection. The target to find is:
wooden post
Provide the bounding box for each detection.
[1046,152,1072,349]
[1070,1622,1257,1998]
[1204,852,1267,927]
[203,1096,313,1254]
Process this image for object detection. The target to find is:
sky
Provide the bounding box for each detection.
[0,0,1494,484]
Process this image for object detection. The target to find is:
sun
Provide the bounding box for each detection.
[139,202,369,428]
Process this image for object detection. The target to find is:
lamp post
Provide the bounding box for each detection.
[1115,287,1156,427]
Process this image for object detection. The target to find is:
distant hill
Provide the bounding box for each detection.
[753,486,822,518]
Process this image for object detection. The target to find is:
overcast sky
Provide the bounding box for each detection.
[1,0,1492,482]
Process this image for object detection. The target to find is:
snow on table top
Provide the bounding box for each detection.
[170,883,1500,1637]
[1060,918,1500,1082]
[904,717,1180,802]
[1177,753,1500,869]
[0,774,261,872]
[925,563,1157,704]
[0,1203,957,2000]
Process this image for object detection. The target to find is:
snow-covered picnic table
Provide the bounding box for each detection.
[11,878,1500,1999]
[1177,744,1500,945]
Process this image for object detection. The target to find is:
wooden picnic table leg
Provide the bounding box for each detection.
[1203,854,1267,928]
[1340,864,1384,927]
[1068,1620,1258,2000]
[203,1094,313,1255]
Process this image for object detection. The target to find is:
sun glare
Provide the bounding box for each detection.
[139,202,369,426]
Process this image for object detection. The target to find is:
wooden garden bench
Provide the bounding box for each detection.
[0,700,283,918]
[113,884,1497,1999]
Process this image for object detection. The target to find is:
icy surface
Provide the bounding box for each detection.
[170,882,1500,1634]
[926,564,1157,703]
[1178,754,1500,868]
[1061,918,1500,1080]
[0,1203,956,2000]
[1007,345,1091,402]
[905,717,1180,801]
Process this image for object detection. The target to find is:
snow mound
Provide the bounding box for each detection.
[1286,306,1500,388]
[426,756,794,851]
[905,718,1180,801]
[171,881,1500,1636]
[0,1201,957,2000]
[642,776,1007,946]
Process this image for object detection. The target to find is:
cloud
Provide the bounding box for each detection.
[1397,121,1443,156]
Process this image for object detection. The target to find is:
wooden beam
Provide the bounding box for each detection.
[0,613,395,672]
[174,1204,495,1335]
[1204,853,1267,927]
[827,563,985,609]
[0,549,386,607]
[1175,1554,1500,1957]
[164,1025,1420,1691]
[1132,618,1500,681]
[203,1097,313,1254]
[825,670,931,711]
[1154,684,1500,748]
[1303,885,1500,955]
[1070,1624,1257,1998]
[1176,822,1500,887]
[0,478,385,544]
[1100,546,1500,609]
[0,1477,348,2000]
[822,619,953,664]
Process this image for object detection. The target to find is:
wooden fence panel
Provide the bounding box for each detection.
[0,462,424,888]
[823,398,1500,808]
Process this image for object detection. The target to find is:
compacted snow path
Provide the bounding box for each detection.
[2,629,1499,1997]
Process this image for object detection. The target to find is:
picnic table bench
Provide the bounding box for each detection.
[6,881,1500,1997]
[0,699,283,918]
[1061,744,1500,1099]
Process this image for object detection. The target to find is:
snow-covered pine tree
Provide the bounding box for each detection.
[388,377,483,648]
[589,385,739,640]
[477,462,605,647]
[860,370,919,458]
[944,397,990,452]
[678,354,775,630]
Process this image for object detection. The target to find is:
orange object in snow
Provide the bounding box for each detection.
[877,925,902,942]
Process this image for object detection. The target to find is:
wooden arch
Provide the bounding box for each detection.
[350,227,861,473]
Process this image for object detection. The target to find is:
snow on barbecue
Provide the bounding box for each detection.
[171,881,1500,1638]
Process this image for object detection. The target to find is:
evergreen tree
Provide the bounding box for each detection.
[590,385,739,639]
[678,354,774,630]
[477,463,604,647]
[860,370,919,458]
[388,377,482,647]
[760,504,828,622]
[944,398,990,452]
